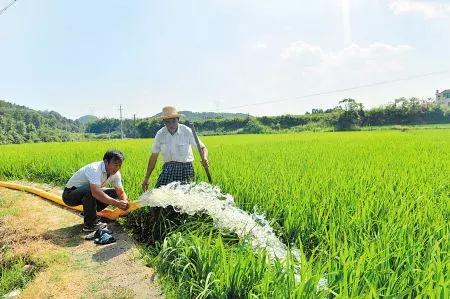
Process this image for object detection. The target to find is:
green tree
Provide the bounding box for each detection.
[335,98,364,130]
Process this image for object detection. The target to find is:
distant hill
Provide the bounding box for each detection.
[151,110,249,120]
[77,115,99,124]
[4,97,447,144]
[0,100,83,144]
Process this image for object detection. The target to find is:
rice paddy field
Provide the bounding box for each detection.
[0,130,449,298]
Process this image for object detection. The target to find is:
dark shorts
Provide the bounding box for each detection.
[156,162,194,188]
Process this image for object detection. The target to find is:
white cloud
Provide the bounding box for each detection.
[389,0,450,19]
[280,41,324,63]
[329,43,413,70]
[281,41,413,72]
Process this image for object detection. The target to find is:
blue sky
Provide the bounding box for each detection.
[1,0,449,119]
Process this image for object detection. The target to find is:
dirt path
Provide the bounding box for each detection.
[0,183,163,299]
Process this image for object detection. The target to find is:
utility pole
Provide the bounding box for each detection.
[119,105,124,139]
[133,114,136,138]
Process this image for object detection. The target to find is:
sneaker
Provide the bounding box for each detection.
[82,222,107,232]
[94,232,116,245]
[84,227,112,240]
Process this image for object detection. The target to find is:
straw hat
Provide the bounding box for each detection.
[160,106,183,120]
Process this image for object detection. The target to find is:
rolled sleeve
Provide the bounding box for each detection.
[114,172,123,188]
[152,133,162,153]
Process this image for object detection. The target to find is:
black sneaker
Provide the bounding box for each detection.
[82,222,107,232]
[84,227,112,240]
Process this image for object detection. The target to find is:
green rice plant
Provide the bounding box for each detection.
[0,130,448,297]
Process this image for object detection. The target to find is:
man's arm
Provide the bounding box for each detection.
[142,152,159,191]
[188,129,209,167]
[201,146,209,167]
[113,173,128,203]
[115,186,128,202]
[90,184,128,210]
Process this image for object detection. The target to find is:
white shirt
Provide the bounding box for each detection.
[66,161,123,189]
[152,124,205,163]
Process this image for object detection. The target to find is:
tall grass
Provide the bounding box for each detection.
[0,130,449,297]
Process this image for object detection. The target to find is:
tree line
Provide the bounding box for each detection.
[1,97,449,144]
[0,100,84,144]
[94,97,447,137]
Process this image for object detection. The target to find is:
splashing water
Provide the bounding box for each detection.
[136,181,290,259]
[136,181,327,290]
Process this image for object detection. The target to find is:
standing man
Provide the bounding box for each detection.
[63,150,129,232]
[142,106,209,190]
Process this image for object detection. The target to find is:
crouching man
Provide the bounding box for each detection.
[63,150,129,232]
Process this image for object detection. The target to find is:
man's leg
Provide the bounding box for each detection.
[70,185,99,226]
[63,185,109,227]
[62,187,84,207]
[101,188,118,212]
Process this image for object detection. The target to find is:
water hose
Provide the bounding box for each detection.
[0,181,140,220]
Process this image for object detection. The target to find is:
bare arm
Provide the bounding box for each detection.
[115,186,128,202]
[142,152,159,191]
[90,184,128,210]
[201,146,209,167]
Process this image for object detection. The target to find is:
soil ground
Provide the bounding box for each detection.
[0,182,163,299]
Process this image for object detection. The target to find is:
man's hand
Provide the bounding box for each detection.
[142,178,150,191]
[116,200,129,211]
[201,159,209,168]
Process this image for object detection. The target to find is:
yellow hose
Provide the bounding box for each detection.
[0,181,140,220]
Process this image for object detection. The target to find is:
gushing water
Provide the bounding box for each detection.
[136,182,291,260]
[136,182,327,290]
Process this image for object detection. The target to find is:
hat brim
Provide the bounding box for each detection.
[160,113,184,120]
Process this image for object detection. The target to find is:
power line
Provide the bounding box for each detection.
[215,69,450,112]
[0,0,17,16]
